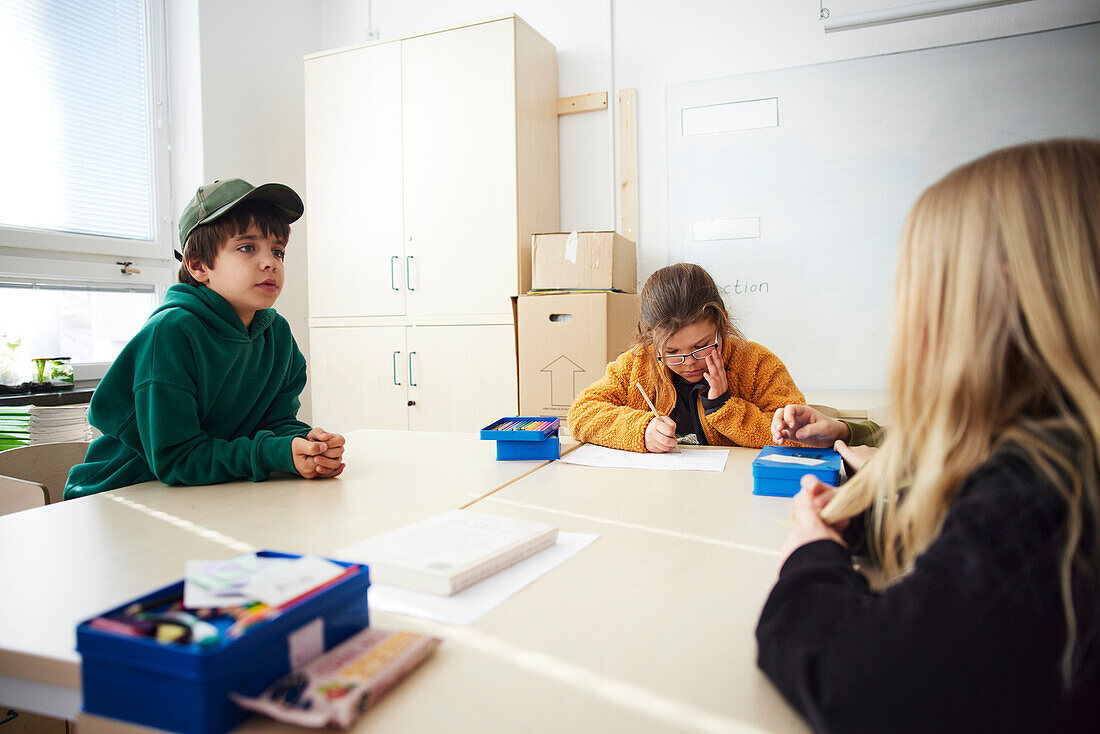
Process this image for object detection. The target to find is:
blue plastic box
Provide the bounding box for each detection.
[77,551,369,734]
[480,417,560,460]
[752,445,842,497]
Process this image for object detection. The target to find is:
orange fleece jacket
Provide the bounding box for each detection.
[567,338,805,452]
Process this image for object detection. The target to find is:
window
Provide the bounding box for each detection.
[0,0,172,377]
[0,281,157,382]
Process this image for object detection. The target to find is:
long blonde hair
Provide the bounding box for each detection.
[822,139,1100,682]
[633,263,744,404]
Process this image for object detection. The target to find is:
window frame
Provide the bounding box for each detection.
[0,254,175,381]
[0,0,175,264]
[0,0,176,378]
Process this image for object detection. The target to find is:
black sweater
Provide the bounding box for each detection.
[755,446,1099,734]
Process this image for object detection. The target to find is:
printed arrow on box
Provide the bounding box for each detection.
[541,356,584,407]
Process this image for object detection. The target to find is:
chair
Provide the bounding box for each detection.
[0,441,91,505]
[0,475,49,515]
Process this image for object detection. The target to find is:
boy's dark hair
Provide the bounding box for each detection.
[178,200,292,286]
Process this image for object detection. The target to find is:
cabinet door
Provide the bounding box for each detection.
[305,43,405,317]
[405,325,518,432]
[310,327,408,430]
[401,20,519,317]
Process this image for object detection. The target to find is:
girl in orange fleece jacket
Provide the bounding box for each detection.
[567,263,805,452]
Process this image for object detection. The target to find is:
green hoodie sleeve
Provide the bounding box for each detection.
[134,378,298,484]
[840,419,885,447]
[256,341,312,438]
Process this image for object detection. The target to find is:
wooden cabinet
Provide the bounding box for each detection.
[309,325,518,432]
[305,15,558,430]
[304,41,404,318]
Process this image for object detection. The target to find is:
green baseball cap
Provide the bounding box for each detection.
[176,178,304,260]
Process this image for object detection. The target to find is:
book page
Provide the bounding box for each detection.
[560,444,729,472]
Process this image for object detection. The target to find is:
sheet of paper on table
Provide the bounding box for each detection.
[357,532,599,626]
[559,444,730,472]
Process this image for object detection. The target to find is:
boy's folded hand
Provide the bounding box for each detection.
[306,427,346,475]
[293,435,346,479]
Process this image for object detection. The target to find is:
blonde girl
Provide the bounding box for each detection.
[568,263,805,452]
[756,139,1100,732]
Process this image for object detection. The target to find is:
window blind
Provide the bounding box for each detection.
[0,0,155,242]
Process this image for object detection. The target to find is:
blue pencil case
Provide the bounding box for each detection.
[752,445,842,497]
[480,417,560,460]
[76,551,370,734]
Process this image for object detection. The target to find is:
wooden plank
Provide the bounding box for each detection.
[556,91,608,116]
[618,88,638,243]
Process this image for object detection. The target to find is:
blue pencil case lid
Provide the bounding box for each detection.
[480,417,560,442]
[752,445,842,482]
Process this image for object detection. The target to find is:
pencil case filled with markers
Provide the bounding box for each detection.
[752,445,842,497]
[480,417,560,460]
[76,550,369,734]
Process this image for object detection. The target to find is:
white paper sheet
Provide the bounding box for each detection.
[559,444,729,472]
[354,532,599,626]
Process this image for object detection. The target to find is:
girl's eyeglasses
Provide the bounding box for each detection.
[657,334,719,366]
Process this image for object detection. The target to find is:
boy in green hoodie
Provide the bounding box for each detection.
[65,179,344,499]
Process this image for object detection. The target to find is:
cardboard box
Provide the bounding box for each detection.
[517,292,640,418]
[531,231,637,292]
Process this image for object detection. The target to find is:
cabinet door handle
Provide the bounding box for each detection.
[390,255,399,291]
[408,351,417,386]
[392,351,402,385]
[406,255,415,291]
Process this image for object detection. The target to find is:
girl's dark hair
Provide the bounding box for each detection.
[634,263,743,402]
[178,200,292,286]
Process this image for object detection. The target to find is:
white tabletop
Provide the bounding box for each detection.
[482,446,794,554]
[4,430,806,733]
[0,430,556,717]
[107,428,560,554]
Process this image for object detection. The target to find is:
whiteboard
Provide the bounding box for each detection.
[666,24,1100,392]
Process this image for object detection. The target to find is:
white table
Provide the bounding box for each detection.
[2,430,808,733]
[0,429,557,720]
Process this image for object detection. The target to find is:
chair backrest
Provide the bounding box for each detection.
[0,475,49,516]
[0,441,91,504]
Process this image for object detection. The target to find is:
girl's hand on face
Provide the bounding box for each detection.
[771,404,850,447]
[644,416,679,453]
[778,475,848,564]
[702,350,728,400]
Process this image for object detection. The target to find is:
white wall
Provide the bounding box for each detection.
[314,0,1098,393]
[169,0,326,422]
[171,0,1099,402]
[321,0,1097,280]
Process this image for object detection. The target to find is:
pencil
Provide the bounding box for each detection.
[635,383,679,452]
[635,383,660,418]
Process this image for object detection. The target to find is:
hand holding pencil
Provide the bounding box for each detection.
[637,384,678,454]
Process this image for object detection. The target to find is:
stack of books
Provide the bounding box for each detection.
[0,406,30,450]
[0,404,92,450]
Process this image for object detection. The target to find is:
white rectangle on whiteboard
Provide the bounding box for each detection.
[681,97,778,136]
[692,218,761,241]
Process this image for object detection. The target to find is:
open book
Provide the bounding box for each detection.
[338,510,558,596]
